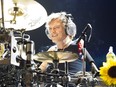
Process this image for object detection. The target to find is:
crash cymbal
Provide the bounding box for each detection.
[0,0,47,31]
[33,51,78,63]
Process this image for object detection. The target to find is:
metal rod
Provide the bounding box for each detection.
[0,0,5,31]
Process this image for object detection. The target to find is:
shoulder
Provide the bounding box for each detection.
[70,39,77,45]
[65,41,78,53]
[48,45,57,51]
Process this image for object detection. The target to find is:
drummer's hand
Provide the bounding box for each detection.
[77,39,84,54]
[39,61,48,73]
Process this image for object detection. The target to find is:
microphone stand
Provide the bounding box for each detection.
[76,23,92,87]
[76,33,89,87]
[82,34,87,77]
[79,36,90,87]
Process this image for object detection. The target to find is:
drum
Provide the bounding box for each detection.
[95,77,109,87]
[0,43,5,59]
[70,71,110,87]
[0,33,11,60]
[0,42,10,64]
[70,71,95,87]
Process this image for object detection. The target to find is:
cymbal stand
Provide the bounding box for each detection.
[63,61,69,87]
[50,55,69,87]
[50,57,60,87]
[47,51,64,87]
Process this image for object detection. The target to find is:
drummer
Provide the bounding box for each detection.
[39,11,84,75]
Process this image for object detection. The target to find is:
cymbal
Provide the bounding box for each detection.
[33,51,78,63]
[0,0,47,31]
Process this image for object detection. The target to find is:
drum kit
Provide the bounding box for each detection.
[0,0,106,87]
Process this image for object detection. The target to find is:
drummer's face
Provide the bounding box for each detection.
[48,18,67,43]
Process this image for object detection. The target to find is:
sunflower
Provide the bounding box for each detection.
[100,58,116,86]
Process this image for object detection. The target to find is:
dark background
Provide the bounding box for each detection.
[26,0,116,71]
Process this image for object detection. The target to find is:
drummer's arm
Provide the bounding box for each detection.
[39,46,55,72]
[39,61,48,73]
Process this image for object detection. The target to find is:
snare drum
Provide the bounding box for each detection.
[70,71,109,87]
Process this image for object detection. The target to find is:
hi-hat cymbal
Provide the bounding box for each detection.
[0,0,47,31]
[33,51,78,63]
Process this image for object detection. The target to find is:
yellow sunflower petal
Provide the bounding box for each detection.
[100,57,116,86]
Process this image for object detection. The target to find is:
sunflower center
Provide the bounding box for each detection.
[108,66,116,78]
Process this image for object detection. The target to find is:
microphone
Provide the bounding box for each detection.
[76,23,92,44]
[82,23,92,34]
[82,48,99,77]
